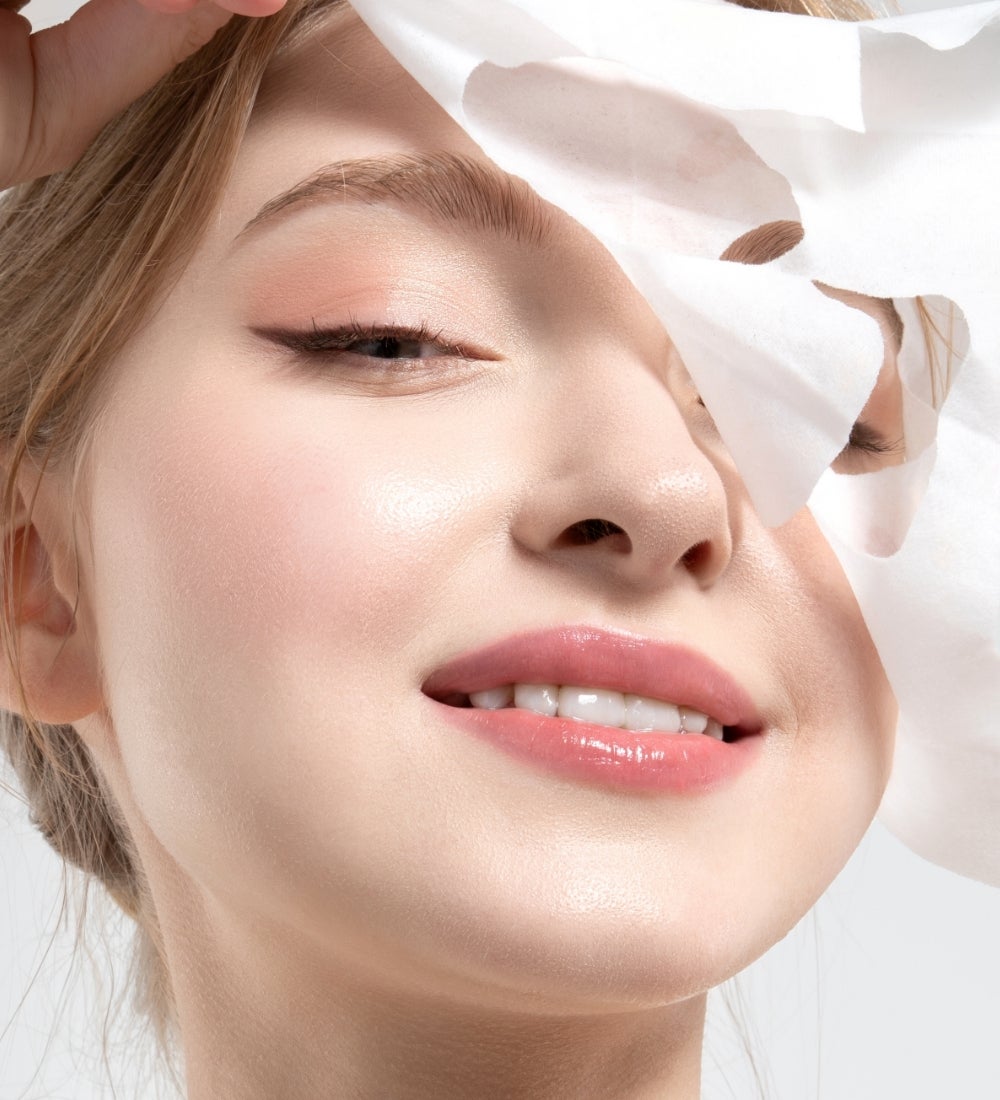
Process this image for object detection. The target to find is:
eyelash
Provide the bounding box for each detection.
[843,421,904,458]
[264,318,474,363]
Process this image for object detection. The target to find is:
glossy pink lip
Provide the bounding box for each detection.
[422,625,765,793]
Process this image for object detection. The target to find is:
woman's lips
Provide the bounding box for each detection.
[422,624,762,731]
[421,624,765,793]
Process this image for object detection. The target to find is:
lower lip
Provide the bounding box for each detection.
[431,702,762,793]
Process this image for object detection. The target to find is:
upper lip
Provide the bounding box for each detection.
[421,624,762,732]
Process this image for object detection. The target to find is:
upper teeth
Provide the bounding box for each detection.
[468,684,724,739]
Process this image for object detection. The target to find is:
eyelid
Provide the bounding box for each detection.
[831,419,906,475]
[251,318,501,363]
[843,419,904,458]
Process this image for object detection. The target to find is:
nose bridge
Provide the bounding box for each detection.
[511,346,734,590]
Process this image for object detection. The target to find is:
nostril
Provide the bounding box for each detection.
[560,518,627,547]
[681,540,713,573]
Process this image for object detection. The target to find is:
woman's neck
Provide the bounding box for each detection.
[163,885,706,1100]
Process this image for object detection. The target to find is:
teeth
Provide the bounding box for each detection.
[513,683,558,716]
[679,707,707,734]
[625,694,681,733]
[468,685,514,710]
[467,683,724,738]
[558,685,626,728]
[703,719,725,741]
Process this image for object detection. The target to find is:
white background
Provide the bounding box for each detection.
[3,1,1000,1097]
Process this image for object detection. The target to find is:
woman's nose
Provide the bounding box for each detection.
[509,351,735,594]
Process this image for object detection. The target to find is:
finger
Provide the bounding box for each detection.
[0,8,39,184]
[209,0,287,13]
[137,0,286,14]
[134,0,206,12]
[16,0,239,181]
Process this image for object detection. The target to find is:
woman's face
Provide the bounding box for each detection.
[70,7,897,1011]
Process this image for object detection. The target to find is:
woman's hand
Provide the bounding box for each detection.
[0,0,285,190]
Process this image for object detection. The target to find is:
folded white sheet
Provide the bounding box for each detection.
[349,0,1000,886]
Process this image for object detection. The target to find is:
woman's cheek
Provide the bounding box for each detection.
[762,508,897,827]
[106,371,473,640]
[88,364,513,837]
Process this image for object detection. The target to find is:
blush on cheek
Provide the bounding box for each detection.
[86,374,479,881]
[96,367,480,688]
[154,440,443,651]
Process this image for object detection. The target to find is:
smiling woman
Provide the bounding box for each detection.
[0,0,967,1097]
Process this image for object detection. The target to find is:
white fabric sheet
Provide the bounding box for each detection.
[348,0,1000,886]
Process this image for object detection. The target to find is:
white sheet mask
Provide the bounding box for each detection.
[348,0,1000,886]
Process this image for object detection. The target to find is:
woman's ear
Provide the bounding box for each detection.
[0,466,104,726]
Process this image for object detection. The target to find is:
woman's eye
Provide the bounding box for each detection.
[834,419,905,473]
[255,320,476,366]
[348,336,445,360]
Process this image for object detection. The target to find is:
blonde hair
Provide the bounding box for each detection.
[0,0,348,1079]
[0,0,888,1089]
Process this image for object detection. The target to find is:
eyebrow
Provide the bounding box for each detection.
[231,151,552,252]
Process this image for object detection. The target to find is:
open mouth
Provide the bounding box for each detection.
[424,686,750,744]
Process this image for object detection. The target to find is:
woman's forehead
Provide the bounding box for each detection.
[249,6,457,143]
[229,7,493,241]
[252,5,379,110]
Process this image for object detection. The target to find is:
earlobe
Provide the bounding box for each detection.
[0,483,104,727]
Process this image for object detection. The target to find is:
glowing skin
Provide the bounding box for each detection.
[12,9,898,1100]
